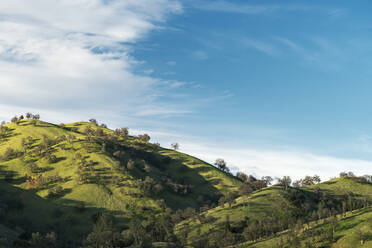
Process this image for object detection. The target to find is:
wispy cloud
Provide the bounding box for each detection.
[274,37,305,53]
[188,0,314,15]
[191,50,209,60]
[328,9,347,19]
[166,61,177,66]
[242,38,279,56]
[136,130,372,181]
[0,0,192,123]
[189,0,279,14]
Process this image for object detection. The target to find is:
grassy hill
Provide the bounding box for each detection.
[238,206,372,248]
[0,118,241,246]
[175,177,372,247]
[1,117,371,248]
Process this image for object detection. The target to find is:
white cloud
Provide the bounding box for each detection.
[129,129,372,181]
[0,0,186,123]
[188,1,279,14]
[191,50,208,60]
[166,61,177,66]
[242,38,279,56]
[188,1,313,15]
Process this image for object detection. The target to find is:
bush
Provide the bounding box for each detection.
[48,186,64,198]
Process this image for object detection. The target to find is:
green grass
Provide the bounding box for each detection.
[176,177,372,246]
[238,207,372,248]
[0,119,241,245]
[3,119,371,247]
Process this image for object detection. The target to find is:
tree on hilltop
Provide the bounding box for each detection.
[139,134,150,143]
[89,118,98,126]
[171,143,179,151]
[277,176,292,190]
[215,158,227,171]
[11,116,18,124]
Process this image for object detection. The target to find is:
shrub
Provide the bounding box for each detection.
[127,159,135,170]
[138,134,150,143]
[48,186,64,198]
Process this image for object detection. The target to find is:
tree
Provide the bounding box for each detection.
[238,184,253,195]
[114,128,129,138]
[261,176,273,186]
[363,175,372,183]
[278,176,292,190]
[171,143,179,150]
[347,171,356,177]
[127,218,152,247]
[236,172,249,182]
[26,112,33,119]
[313,175,321,184]
[339,172,348,177]
[89,118,98,125]
[139,134,150,143]
[354,228,370,245]
[29,232,56,248]
[215,158,227,171]
[292,180,301,188]
[127,159,135,170]
[33,114,40,120]
[83,214,123,248]
[11,116,18,124]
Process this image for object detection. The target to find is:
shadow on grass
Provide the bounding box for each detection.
[0,179,129,248]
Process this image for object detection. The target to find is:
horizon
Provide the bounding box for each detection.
[1,0,372,180]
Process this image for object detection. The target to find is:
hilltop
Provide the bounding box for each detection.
[176,177,372,247]
[1,115,372,248]
[0,116,241,247]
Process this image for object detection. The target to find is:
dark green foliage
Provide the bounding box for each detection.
[47,186,64,198]
[83,214,123,248]
[138,134,150,143]
[28,232,57,248]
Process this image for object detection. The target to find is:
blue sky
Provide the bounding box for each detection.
[1,0,372,179]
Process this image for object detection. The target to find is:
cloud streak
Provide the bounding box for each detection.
[242,38,279,56]
[138,130,372,181]
[188,0,313,15]
[0,0,189,124]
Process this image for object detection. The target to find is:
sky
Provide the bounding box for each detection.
[1,0,372,180]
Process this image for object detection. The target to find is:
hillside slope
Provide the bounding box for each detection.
[239,206,372,248]
[176,177,372,247]
[0,119,241,246]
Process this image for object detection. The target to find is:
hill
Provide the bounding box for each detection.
[238,206,372,248]
[175,177,372,247]
[1,115,372,248]
[0,117,241,247]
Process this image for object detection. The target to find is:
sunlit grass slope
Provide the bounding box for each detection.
[0,119,241,245]
[239,206,372,248]
[176,177,372,245]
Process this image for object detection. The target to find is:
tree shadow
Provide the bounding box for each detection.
[113,145,227,210]
[0,179,129,248]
